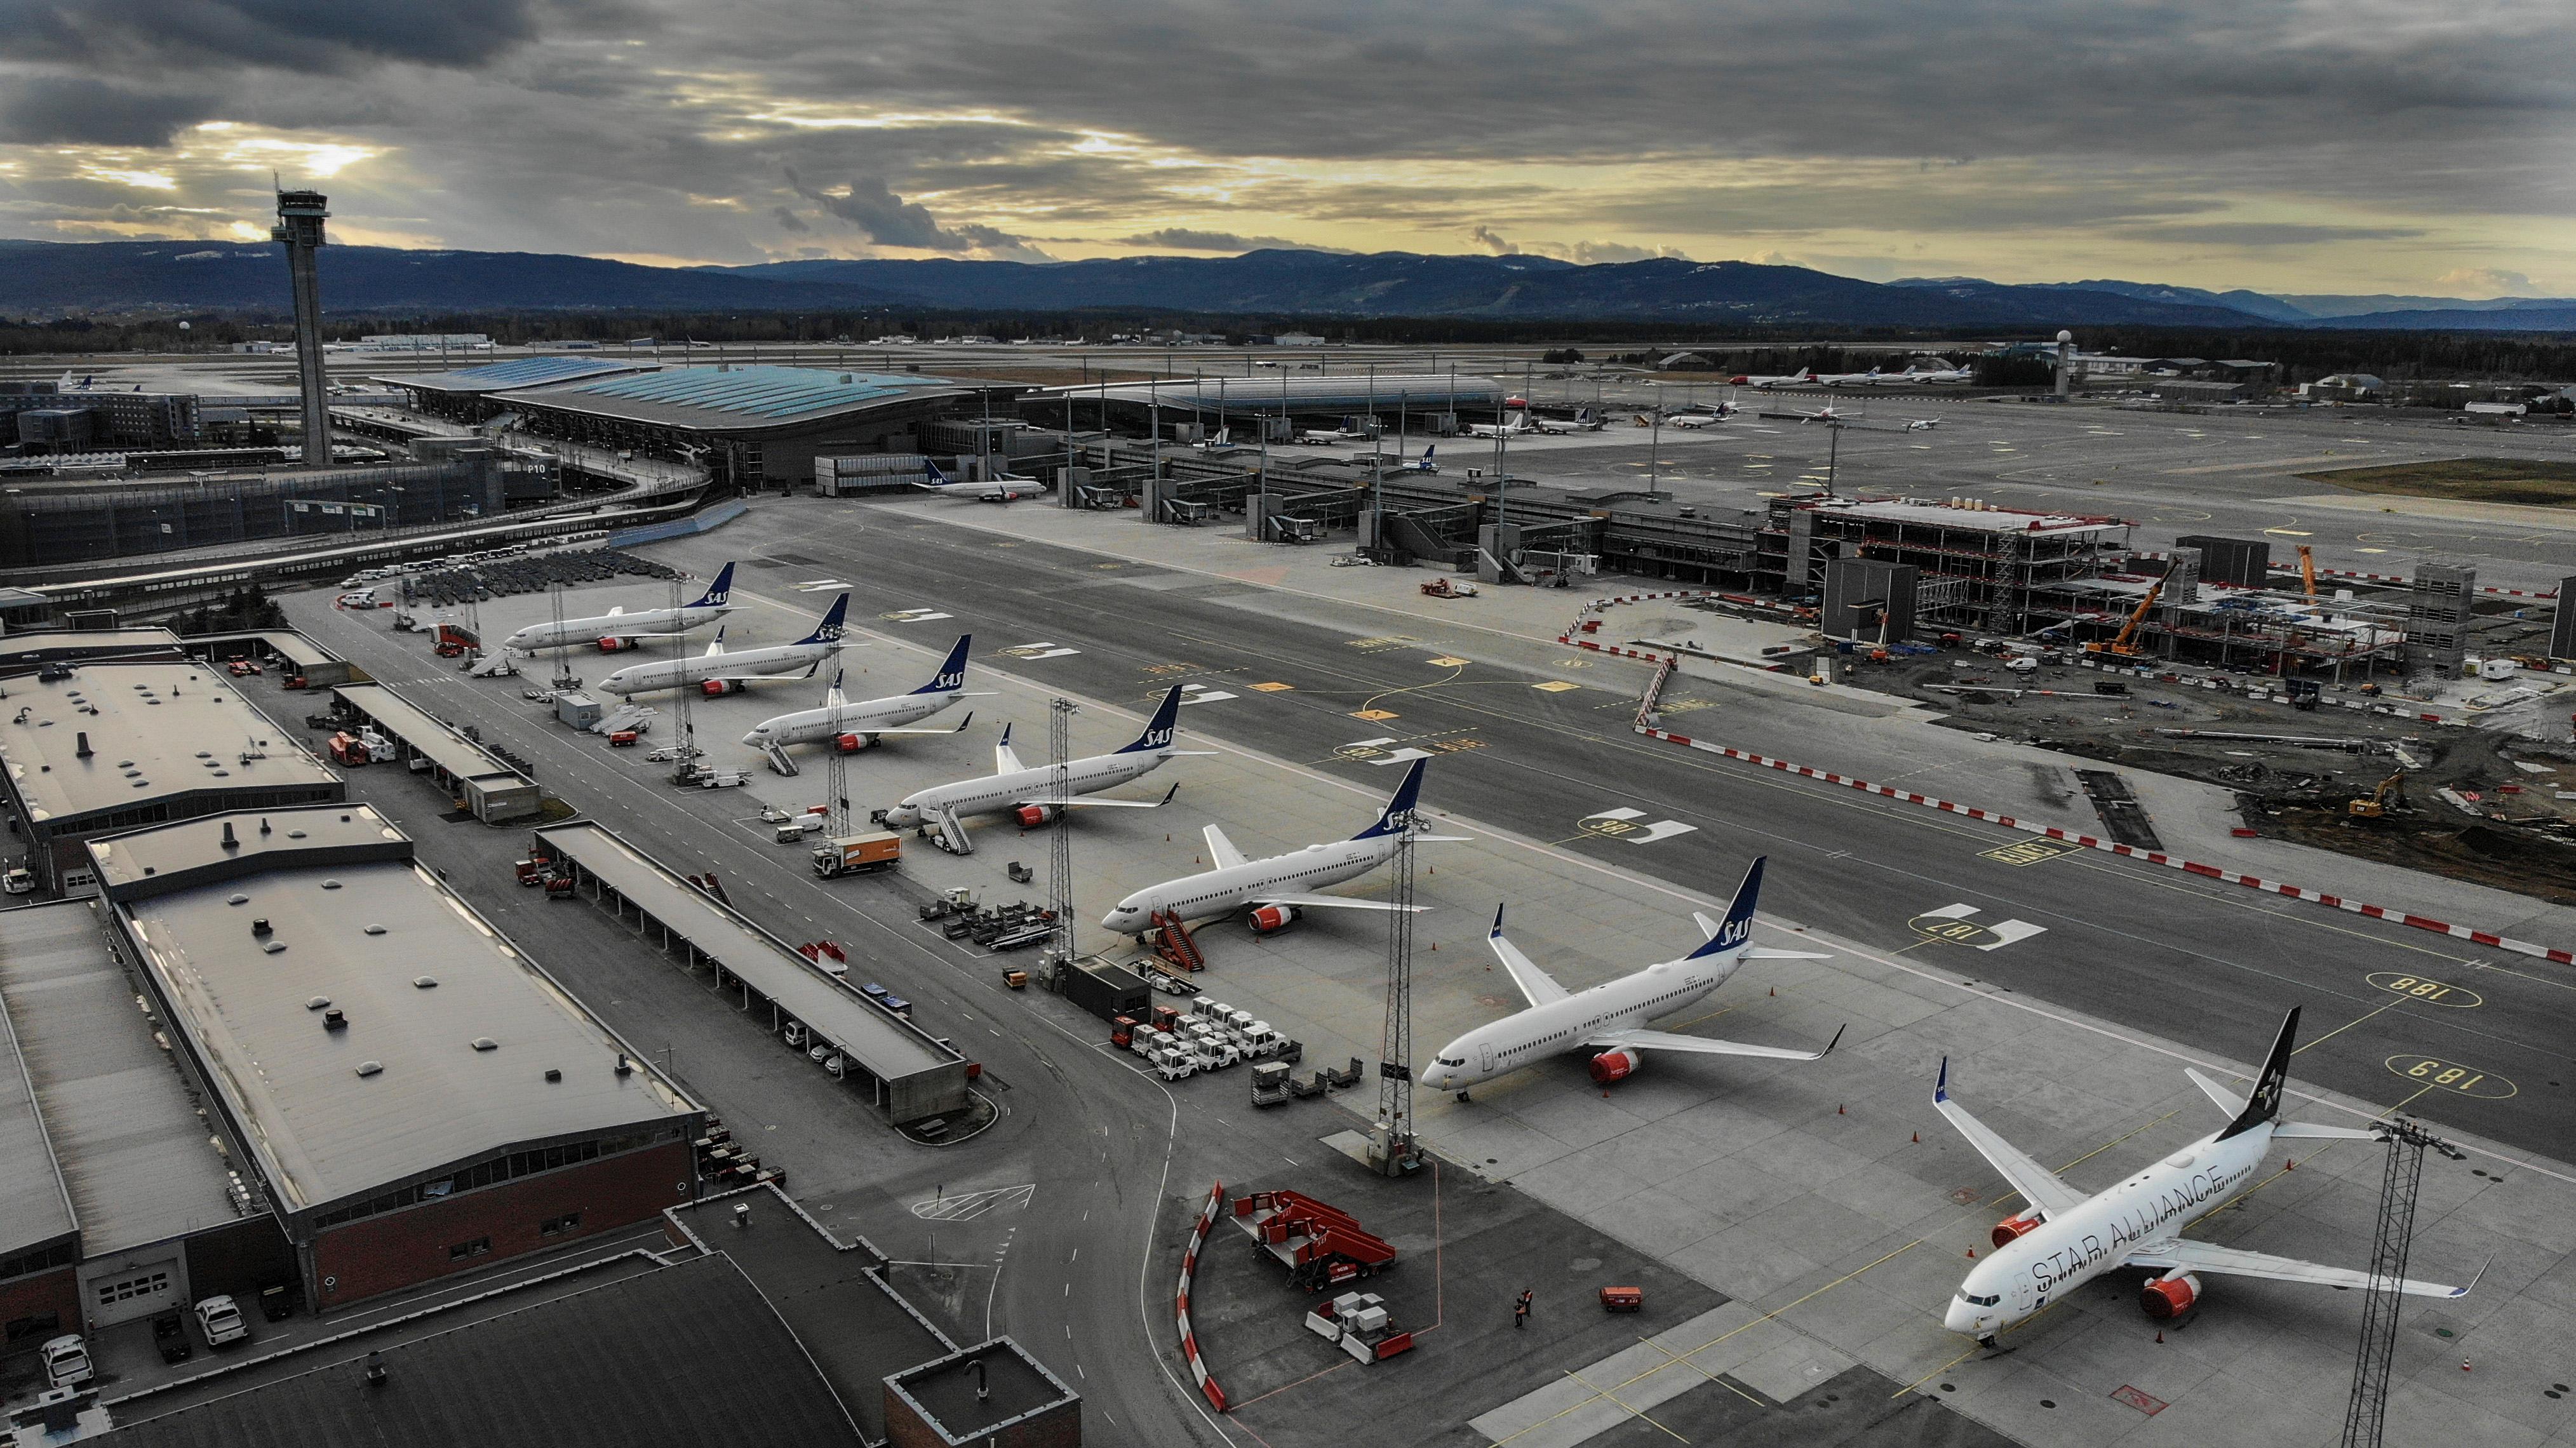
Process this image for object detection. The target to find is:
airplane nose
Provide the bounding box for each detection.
[1942,1298,1977,1335]
[741,730,763,746]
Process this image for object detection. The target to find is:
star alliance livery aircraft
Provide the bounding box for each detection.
[1938,1007,2481,1346]
[1423,857,1841,1096]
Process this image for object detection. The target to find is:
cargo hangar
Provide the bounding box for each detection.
[0,803,702,1344]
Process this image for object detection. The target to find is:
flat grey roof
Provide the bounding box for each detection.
[117,850,695,1213]
[534,824,957,1081]
[90,803,408,901]
[332,683,527,789]
[0,627,184,663]
[0,908,76,1258]
[0,901,234,1254]
[0,662,338,826]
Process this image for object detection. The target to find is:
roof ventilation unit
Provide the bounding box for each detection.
[323,1009,347,1031]
[354,1061,383,1078]
[250,917,271,937]
[74,732,90,758]
[543,1068,563,1083]
[471,1038,498,1052]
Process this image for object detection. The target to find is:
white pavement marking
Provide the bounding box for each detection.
[1003,642,1082,659]
[910,1183,1036,1221]
[1468,1302,1850,1447]
[1179,684,1237,705]
[1578,807,1699,845]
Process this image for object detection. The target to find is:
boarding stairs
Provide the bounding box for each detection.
[1232,1189,1399,1291]
[759,741,800,776]
[1148,909,1206,973]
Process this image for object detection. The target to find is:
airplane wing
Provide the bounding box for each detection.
[1586,1024,1842,1062]
[1485,906,1569,1007]
[1016,784,1180,810]
[2126,1240,2476,1299]
[1933,1059,2089,1216]
[1245,892,1429,914]
[1204,825,1249,871]
[863,713,974,737]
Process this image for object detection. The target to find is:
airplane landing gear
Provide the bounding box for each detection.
[1455,1090,1472,1103]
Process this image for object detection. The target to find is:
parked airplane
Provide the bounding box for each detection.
[1466,413,1531,439]
[1393,445,1440,474]
[502,563,739,655]
[1099,758,1465,935]
[1191,427,1235,450]
[913,459,1042,503]
[1901,360,1976,384]
[1294,425,1361,444]
[1903,418,1943,431]
[1527,408,1604,435]
[1731,368,1819,389]
[881,685,1198,844]
[1667,402,1740,430]
[740,635,991,751]
[1790,404,1848,424]
[594,593,849,697]
[1422,857,1839,1097]
[1937,1007,2479,1347]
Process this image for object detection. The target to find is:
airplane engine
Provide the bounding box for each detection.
[702,678,742,697]
[834,732,869,753]
[597,637,632,653]
[1245,904,1301,934]
[1587,1047,1644,1085]
[2139,1271,2201,1320]
[1990,1213,2046,1249]
[1014,803,1059,828]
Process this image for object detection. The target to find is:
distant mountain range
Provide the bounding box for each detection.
[1,239,2567,333]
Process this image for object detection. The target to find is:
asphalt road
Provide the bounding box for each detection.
[613,506,2576,1166]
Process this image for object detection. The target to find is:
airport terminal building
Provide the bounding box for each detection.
[486,365,1001,492]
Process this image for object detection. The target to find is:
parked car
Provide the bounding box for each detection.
[39,1334,91,1388]
[152,1311,191,1365]
[194,1294,250,1348]
[3,868,33,895]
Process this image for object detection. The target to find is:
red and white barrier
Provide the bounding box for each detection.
[1176,1182,1228,1412]
[1635,727,2576,967]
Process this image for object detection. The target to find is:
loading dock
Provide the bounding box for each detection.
[329,682,541,822]
[532,822,970,1125]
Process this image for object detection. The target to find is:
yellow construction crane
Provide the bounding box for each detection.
[2349,770,2405,819]
[2084,576,2166,657]
[2297,544,2318,603]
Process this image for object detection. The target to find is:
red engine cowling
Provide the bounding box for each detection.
[2139,1272,2201,1320]
[1588,1047,1644,1085]
[1015,803,1059,828]
[597,637,631,653]
[702,678,742,697]
[833,732,868,753]
[1990,1214,2046,1249]
[1245,904,1301,934]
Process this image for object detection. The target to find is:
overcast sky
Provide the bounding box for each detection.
[1,0,2566,295]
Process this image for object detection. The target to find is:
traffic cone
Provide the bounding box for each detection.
[1966,1249,1976,1258]
[1769,987,1775,996]
[1911,1132,1919,1143]
[2155,1331,2164,1344]
[2462,1359,2472,1373]
[1837,1104,1846,1115]
[2285,1159,2295,1170]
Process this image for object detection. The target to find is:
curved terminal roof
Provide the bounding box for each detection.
[380,356,654,396]
[497,365,970,432]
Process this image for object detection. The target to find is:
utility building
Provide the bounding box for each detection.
[87,806,704,1311]
[0,661,342,895]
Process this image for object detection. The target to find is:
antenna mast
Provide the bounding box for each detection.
[2340,1117,2464,1448]
[1371,826,1421,1176]
[1045,698,1077,969]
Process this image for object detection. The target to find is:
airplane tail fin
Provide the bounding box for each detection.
[924,459,950,487]
[688,562,735,609]
[1686,856,1766,959]
[824,668,847,708]
[1114,685,1184,754]
[795,593,849,646]
[1421,445,1435,464]
[913,634,972,694]
[1352,758,1428,840]
[703,626,727,657]
[2217,1007,2300,1141]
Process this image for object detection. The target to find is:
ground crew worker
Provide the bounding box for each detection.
[1515,1289,1534,1328]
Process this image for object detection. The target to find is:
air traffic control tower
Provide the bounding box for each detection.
[271,187,332,465]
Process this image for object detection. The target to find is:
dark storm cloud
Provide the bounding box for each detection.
[772,206,808,232]
[0,76,220,146]
[1,0,2564,279]
[1,0,562,71]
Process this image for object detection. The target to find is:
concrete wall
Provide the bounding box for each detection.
[309,1139,694,1310]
